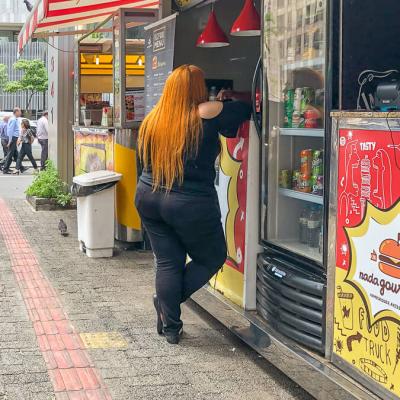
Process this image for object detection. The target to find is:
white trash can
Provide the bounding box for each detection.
[72,170,122,258]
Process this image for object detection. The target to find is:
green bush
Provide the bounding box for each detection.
[26,160,72,206]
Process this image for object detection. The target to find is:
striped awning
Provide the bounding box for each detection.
[18,0,159,53]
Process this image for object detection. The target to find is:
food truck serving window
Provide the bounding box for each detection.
[113,9,158,128]
[74,8,158,128]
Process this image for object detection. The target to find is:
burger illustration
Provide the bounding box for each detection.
[378,235,400,279]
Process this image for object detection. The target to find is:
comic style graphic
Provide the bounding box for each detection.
[334,128,400,398]
[211,122,250,305]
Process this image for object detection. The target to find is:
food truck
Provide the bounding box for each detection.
[18,0,400,399]
[72,8,157,243]
[170,1,400,399]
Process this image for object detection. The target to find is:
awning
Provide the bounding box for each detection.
[18,0,159,53]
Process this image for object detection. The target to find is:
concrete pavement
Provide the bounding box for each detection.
[0,164,35,199]
[0,182,315,399]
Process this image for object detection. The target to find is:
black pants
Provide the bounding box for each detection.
[2,137,18,171]
[1,138,17,165]
[16,142,37,171]
[135,181,227,334]
[38,139,48,169]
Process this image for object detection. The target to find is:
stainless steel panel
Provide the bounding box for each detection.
[325,116,338,357]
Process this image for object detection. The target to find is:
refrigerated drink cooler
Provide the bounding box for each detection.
[257,0,329,354]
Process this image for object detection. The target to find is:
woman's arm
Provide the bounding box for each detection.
[217,89,252,103]
[216,101,252,138]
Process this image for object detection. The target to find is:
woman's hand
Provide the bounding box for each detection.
[217,89,251,103]
[217,89,232,101]
[17,139,21,146]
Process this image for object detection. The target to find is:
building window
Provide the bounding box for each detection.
[277,14,285,32]
[279,40,285,58]
[0,30,21,43]
[296,8,303,29]
[295,34,302,56]
[287,12,292,29]
[0,31,13,42]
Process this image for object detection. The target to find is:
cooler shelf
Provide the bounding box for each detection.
[269,239,322,263]
[279,188,324,205]
[279,128,324,137]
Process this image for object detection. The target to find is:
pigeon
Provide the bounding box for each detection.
[58,219,68,236]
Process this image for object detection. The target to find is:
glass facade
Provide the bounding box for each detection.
[263,0,327,264]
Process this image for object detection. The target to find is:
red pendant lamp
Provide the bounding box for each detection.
[196,8,229,48]
[231,0,261,36]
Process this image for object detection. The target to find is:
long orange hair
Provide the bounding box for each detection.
[138,64,208,190]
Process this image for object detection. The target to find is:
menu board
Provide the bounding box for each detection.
[125,90,145,122]
[144,14,176,115]
[333,127,400,398]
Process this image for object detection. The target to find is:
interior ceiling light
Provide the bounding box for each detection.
[137,56,143,66]
[231,0,261,37]
[196,5,229,48]
[95,55,100,65]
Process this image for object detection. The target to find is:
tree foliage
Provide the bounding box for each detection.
[4,59,48,111]
[0,64,7,90]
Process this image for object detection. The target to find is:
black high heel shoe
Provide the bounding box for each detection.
[153,294,163,335]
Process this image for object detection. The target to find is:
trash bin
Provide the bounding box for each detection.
[72,170,122,258]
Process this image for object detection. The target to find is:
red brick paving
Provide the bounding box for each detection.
[0,199,112,400]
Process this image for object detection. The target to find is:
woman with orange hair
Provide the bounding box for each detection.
[136,64,251,344]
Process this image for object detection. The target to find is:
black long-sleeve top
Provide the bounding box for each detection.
[140,101,252,195]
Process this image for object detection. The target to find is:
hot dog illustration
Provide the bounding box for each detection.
[378,234,400,279]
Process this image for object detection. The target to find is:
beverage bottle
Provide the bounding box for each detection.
[307,205,321,248]
[283,84,294,128]
[299,207,309,244]
[209,86,217,101]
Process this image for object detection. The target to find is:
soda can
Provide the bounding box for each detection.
[298,174,311,193]
[292,110,304,128]
[311,175,318,194]
[294,88,303,112]
[304,109,319,128]
[312,150,323,175]
[311,174,324,195]
[292,170,301,190]
[300,149,312,175]
[284,114,292,128]
[279,169,292,189]
[301,87,315,112]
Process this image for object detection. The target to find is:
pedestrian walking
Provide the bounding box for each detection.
[135,65,251,344]
[15,119,37,174]
[1,116,10,159]
[2,108,22,174]
[0,116,18,169]
[36,110,49,170]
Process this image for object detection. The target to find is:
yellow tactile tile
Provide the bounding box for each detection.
[80,332,128,349]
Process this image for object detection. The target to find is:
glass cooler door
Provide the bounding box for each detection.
[262,0,327,264]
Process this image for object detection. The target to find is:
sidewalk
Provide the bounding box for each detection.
[0,198,314,400]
